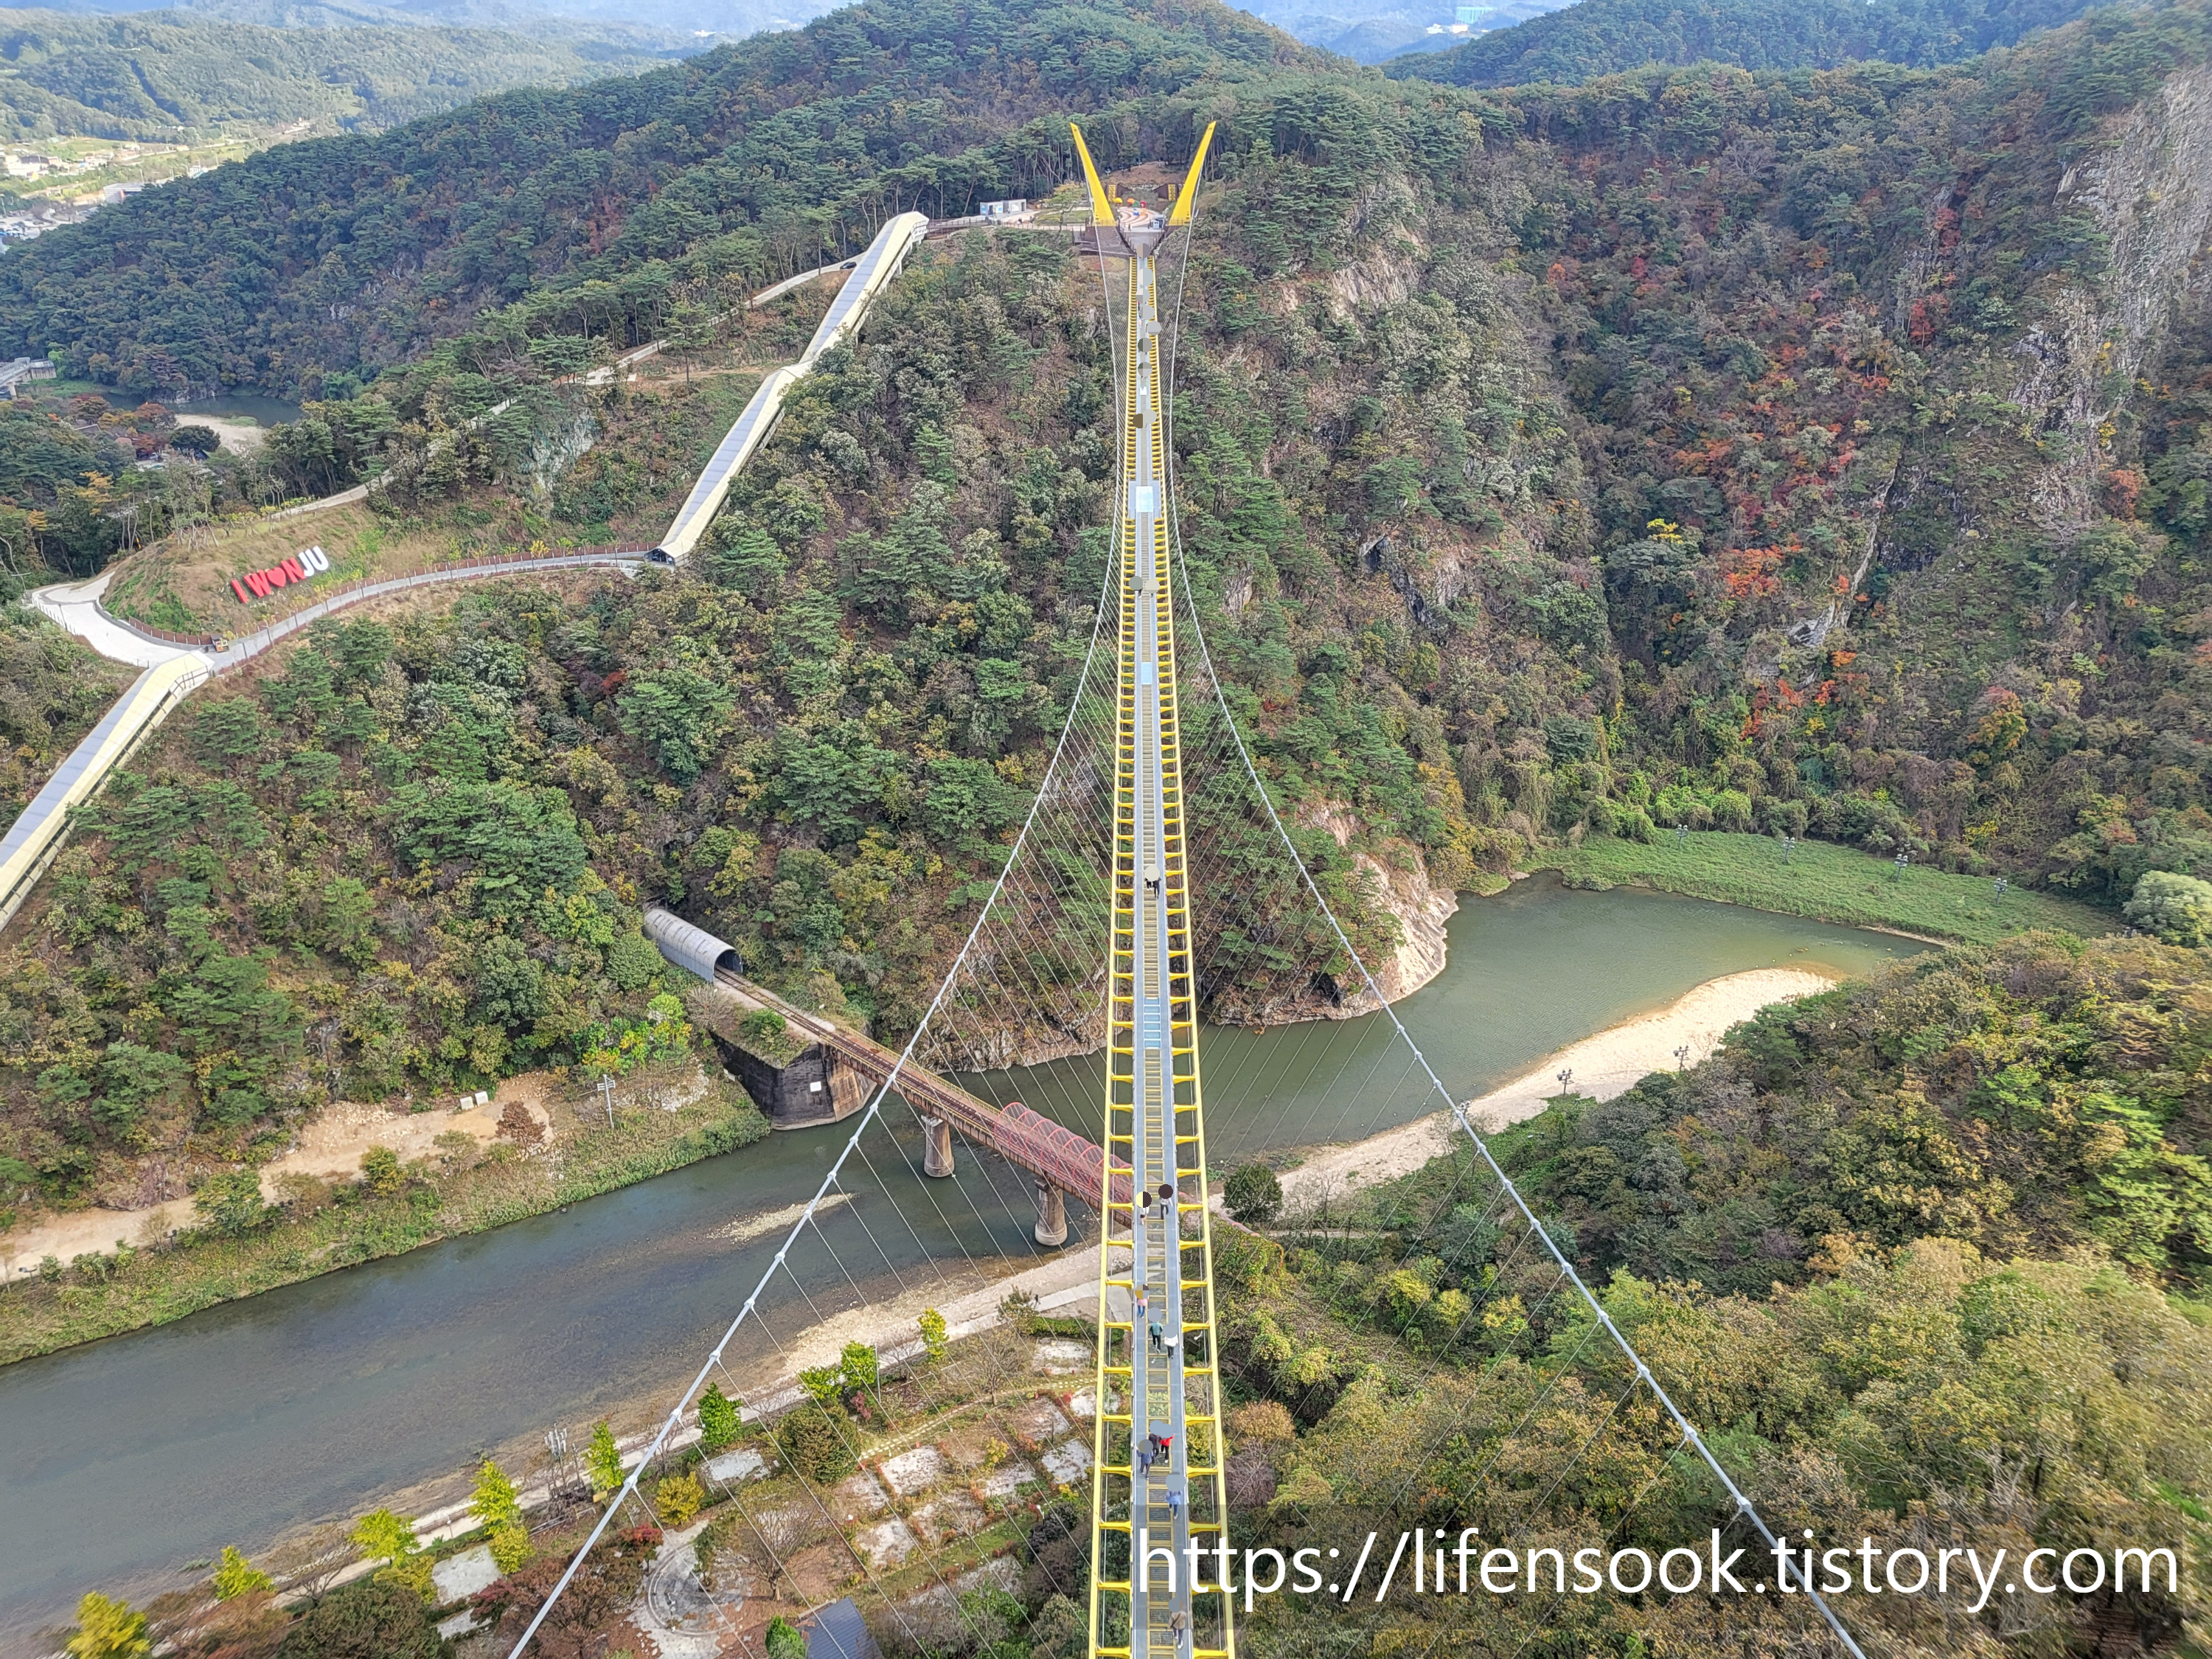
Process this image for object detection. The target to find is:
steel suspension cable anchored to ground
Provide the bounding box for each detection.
[1159,481,1871,1659]
[501,517,1125,1659]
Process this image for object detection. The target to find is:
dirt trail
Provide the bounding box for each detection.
[1,1077,557,1279]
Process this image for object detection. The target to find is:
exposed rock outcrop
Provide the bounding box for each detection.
[2014,60,2212,536]
[1346,847,1461,1009]
[1297,802,1461,1020]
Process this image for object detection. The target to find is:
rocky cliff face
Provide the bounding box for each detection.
[2015,60,2212,536]
[1343,847,1461,1012]
[1301,803,1462,1020]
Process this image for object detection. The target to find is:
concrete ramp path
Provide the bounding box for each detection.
[27,571,202,669]
[2,550,643,931]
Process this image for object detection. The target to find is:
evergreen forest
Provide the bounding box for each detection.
[1,0,2211,1650]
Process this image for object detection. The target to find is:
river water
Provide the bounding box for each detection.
[0,879,1921,1646]
[93,388,303,427]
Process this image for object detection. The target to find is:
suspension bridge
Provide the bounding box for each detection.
[0,116,1874,1659]
[1071,119,1231,1659]
[506,120,1871,1659]
[0,117,1876,1659]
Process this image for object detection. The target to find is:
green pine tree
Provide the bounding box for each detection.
[210,1545,273,1601]
[698,1382,741,1453]
[584,1421,625,1500]
[838,1340,878,1394]
[347,1507,417,1565]
[66,1593,150,1659]
[470,1458,522,1533]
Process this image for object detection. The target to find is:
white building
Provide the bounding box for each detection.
[0,358,57,397]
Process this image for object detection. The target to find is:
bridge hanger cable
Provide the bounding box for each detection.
[1163,567,1859,1653]
[520,188,1166,1659]
[502,493,1130,1659]
[1157,384,1871,1659]
[1143,185,1864,1657]
[1107,201,1779,1659]
[580,467,1149,1657]
[1149,223,1461,1183]
[1163,629,1854,1653]
[515,779,1114,1657]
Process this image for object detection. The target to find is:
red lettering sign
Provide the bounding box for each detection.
[231,544,333,605]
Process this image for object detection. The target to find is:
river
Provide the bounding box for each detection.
[0,878,1921,1647]
[94,389,303,427]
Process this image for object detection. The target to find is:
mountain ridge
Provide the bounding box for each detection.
[0,3,698,142]
[1388,0,2120,85]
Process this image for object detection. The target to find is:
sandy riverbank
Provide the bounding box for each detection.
[1256,964,1839,1211]
[253,965,1842,1550]
[610,966,1837,1431]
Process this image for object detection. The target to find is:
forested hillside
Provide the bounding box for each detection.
[1219,934,2212,1659]
[1388,0,2107,88]
[4,2,2212,1646]
[10,0,2212,1216]
[0,0,1309,394]
[0,7,691,142]
[1501,935,2212,1288]
[0,0,2205,1293]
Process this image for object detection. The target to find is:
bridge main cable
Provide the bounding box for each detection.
[1072,121,1231,1659]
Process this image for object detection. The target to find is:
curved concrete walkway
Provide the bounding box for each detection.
[2,551,642,929]
[5,214,944,925]
[24,572,200,669]
[197,550,641,671]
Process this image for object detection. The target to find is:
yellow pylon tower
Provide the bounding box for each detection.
[1073,121,1231,1659]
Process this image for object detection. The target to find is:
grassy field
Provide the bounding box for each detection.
[102,500,451,633]
[100,358,784,635]
[1539,829,2115,945]
[0,1068,768,1366]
